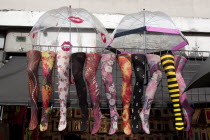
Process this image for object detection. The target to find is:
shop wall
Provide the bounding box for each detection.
[0,0,210,18]
[0,0,210,52]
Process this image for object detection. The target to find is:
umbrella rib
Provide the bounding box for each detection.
[54,8,70,21]
[55,21,63,46]
[145,14,156,24]
[146,18,163,25]
[119,15,144,47]
[48,14,67,21]
[129,15,144,25]
[74,10,105,48]
[115,14,144,29]
[117,15,144,32]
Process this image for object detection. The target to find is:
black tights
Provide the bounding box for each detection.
[131,54,146,133]
[72,52,89,131]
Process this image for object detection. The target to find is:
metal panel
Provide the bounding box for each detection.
[0,33,5,49]
[5,31,32,52]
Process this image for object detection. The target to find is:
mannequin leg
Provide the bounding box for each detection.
[101,53,119,135]
[131,54,146,133]
[117,54,132,135]
[85,53,102,134]
[160,53,184,131]
[57,51,71,131]
[139,54,162,134]
[40,51,56,131]
[174,55,194,131]
[26,50,41,130]
[72,52,89,132]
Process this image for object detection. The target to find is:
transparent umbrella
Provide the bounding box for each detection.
[109,10,188,54]
[107,10,189,132]
[29,6,111,53]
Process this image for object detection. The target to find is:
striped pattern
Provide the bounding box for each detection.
[160,54,184,131]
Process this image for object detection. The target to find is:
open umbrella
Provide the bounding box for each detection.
[108,10,188,54]
[108,10,189,132]
[29,6,111,52]
[28,7,112,132]
[185,56,210,92]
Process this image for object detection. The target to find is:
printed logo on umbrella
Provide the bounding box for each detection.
[68,16,84,23]
[32,33,36,38]
[100,33,106,43]
[61,41,73,51]
[31,27,39,39]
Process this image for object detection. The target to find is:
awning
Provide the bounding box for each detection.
[0,56,29,105]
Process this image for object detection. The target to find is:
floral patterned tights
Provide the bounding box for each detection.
[40,51,56,131]
[101,53,119,135]
[117,54,132,135]
[139,54,162,134]
[57,51,71,131]
[85,53,102,134]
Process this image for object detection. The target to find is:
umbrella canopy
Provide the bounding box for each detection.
[109,10,188,54]
[29,6,111,53]
[185,57,210,92]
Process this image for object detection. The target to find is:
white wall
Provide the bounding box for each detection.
[0,34,5,49]
[0,0,210,18]
[0,0,210,52]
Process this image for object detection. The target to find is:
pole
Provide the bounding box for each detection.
[143,9,146,52]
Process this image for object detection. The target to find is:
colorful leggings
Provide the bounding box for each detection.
[40,51,56,131]
[160,53,184,130]
[174,55,194,131]
[85,53,102,134]
[57,51,71,131]
[72,52,89,132]
[140,54,162,134]
[27,50,41,130]
[131,54,146,133]
[117,54,132,135]
[101,53,119,135]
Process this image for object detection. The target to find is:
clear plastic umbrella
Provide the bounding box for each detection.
[29,6,111,53]
[109,10,188,54]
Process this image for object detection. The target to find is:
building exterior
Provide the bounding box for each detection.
[0,0,210,55]
[0,1,210,139]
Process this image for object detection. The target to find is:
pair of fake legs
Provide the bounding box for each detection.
[117,54,163,135]
[140,53,193,134]
[27,50,56,131]
[57,51,89,131]
[84,53,120,135]
[27,51,89,132]
[85,53,119,135]
[27,51,192,133]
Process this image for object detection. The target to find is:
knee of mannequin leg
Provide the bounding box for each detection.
[58,70,68,82]
[27,68,38,79]
[157,70,162,82]
[85,72,92,83]
[152,70,162,83]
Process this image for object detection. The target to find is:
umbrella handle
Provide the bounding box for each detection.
[105,46,121,54]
